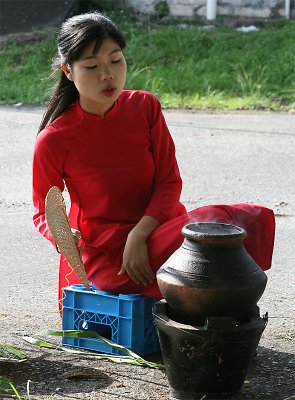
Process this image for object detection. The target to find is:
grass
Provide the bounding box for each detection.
[0,34,56,104]
[125,19,295,110]
[0,345,28,399]
[1,6,295,110]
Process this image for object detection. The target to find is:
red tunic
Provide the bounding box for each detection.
[32,90,275,306]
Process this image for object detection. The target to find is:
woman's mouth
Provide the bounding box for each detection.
[101,86,116,97]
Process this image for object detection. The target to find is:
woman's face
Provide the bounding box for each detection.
[62,37,127,116]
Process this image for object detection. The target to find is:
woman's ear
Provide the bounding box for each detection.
[61,64,73,81]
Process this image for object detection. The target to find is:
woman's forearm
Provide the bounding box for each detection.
[128,215,160,242]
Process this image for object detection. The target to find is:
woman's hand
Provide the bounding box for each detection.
[71,228,82,244]
[119,233,155,285]
[71,228,83,260]
[118,216,160,285]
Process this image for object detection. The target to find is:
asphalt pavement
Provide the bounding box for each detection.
[0,105,294,399]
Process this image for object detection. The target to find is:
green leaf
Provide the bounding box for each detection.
[47,330,164,368]
[0,376,22,399]
[0,376,13,391]
[0,344,26,360]
[22,336,59,349]
[48,329,140,357]
[23,332,164,369]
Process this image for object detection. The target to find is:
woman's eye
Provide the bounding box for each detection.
[85,65,97,70]
[111,59,121,64]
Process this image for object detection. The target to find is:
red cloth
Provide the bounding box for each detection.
[32,90,275,308]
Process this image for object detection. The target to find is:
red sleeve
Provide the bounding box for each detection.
[32,127,65,248]
[144,96,184,223]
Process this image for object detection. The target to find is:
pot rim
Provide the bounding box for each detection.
[182,222,247,240]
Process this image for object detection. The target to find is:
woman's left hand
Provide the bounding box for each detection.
[118,233,155,286]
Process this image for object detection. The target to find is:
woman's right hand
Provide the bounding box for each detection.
[71,228,82,244]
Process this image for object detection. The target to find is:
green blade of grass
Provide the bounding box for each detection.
[0,376,22,399]
[48,329,149,363]
[48,330,164,369]
[8,381,22,400]
[0,344,26,360]
[22,336,59,349]
[23,333,164,369]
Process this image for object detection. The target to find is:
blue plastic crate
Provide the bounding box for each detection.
[61,284,160,355]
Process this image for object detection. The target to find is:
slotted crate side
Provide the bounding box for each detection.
[62,307,120,354]
[62,307,159,355]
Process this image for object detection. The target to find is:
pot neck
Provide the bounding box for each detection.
[183,237,244,250]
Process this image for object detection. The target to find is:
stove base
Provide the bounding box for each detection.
[153,300,267,399]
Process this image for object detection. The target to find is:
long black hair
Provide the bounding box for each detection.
[38,12,126,133]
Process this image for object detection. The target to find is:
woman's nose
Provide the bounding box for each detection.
[98,65,113,81]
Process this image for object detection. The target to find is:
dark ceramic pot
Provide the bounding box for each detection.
[156,222,267,324]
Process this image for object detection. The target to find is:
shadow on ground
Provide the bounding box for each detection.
[1,344,294,399]
[0,353,113,396]
[239,346,294,399]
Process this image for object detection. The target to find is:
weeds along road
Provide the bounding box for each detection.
[0,105,294,399]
